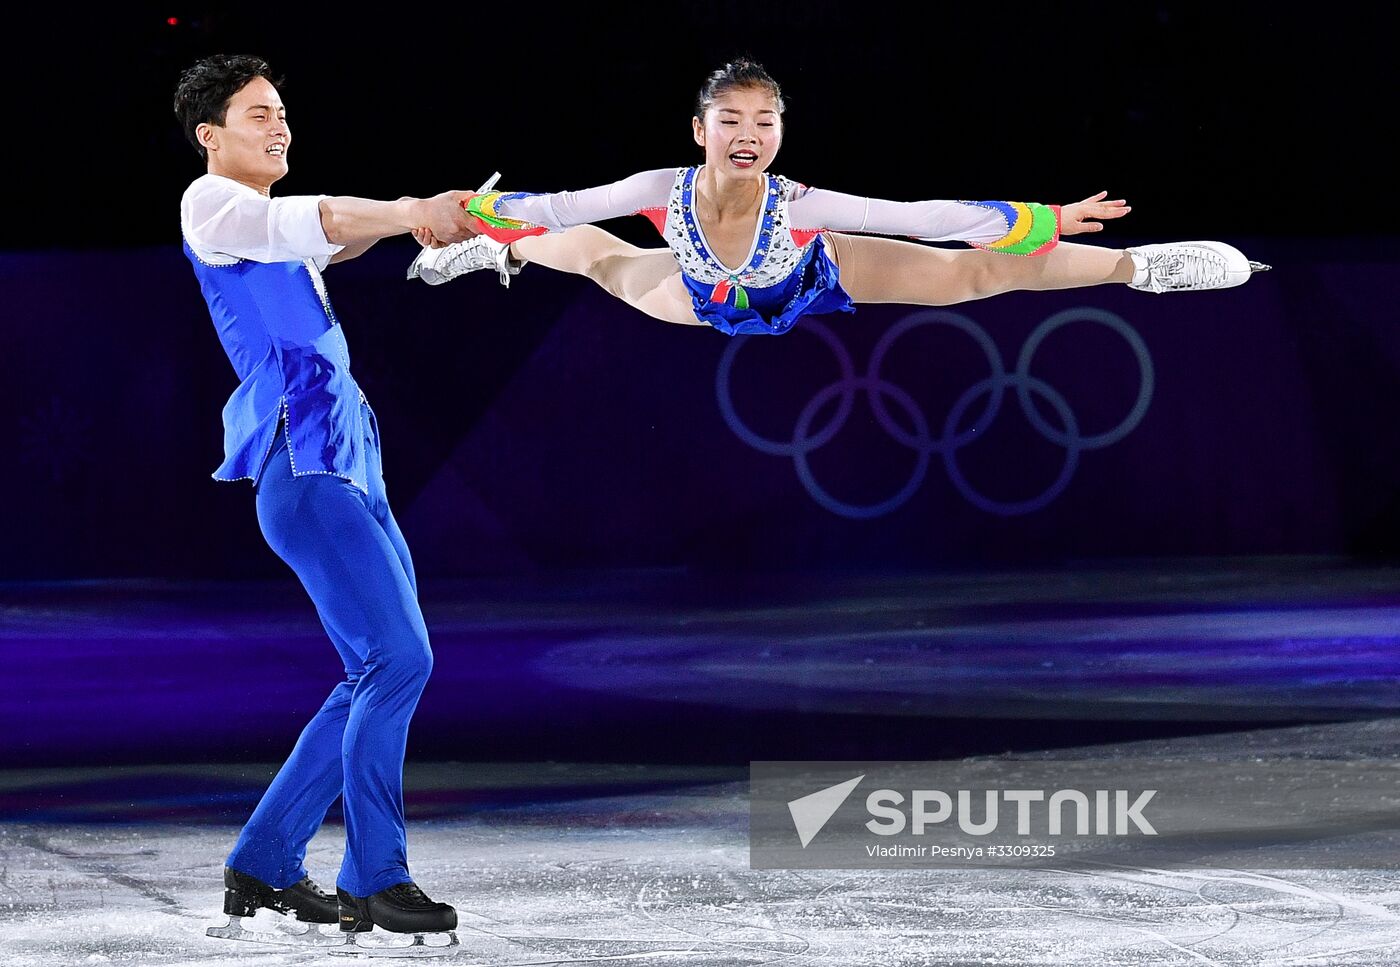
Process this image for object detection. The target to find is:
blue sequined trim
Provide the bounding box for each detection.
[679,166,781,288]
[962,200,1017,237]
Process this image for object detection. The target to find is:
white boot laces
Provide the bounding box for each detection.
[1150,249,1224,291]
[441,239,490,275]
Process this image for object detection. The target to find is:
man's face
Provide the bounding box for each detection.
[198,76,290,187]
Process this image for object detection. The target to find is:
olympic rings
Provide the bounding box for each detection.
[714,307,1154,518]
[1015,307,1153,449]
[716,318,856,456]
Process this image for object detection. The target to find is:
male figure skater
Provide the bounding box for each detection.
[173,54,471,939]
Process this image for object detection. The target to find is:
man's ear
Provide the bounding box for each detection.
[196,122,219,154]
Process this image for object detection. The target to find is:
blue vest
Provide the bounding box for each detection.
[183,239,372,493]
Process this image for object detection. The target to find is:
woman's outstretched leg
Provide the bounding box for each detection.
[512,227,700,325]
[413,225,703,326]
[824,232,1135,306]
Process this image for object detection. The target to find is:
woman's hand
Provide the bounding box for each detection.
[1059,191,1130,235]
[411,226,445,248]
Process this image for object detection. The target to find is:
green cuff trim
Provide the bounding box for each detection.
[997,203,1059,256]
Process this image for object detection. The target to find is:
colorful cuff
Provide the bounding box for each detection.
[462,191,548,244]
[968,201,1061,256]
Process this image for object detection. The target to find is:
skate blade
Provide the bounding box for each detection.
[207,915,349,947]
[329,929,461,958]
[1248,260,1272,272]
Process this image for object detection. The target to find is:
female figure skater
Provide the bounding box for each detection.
[408,59,1268,333]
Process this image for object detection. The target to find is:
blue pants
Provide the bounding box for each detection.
[226,402,433,897]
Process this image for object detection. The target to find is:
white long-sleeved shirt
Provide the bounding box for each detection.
[180,173,345,270]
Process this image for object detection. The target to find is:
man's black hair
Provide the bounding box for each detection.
[173,55,282,162]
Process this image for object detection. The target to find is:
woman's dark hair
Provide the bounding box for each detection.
[173,55,282,162]
[693,58,785,120]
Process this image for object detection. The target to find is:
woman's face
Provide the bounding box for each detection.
[692,85,783,176]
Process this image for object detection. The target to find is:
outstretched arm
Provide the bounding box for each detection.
[182,178,479,264]
[787,186,1128,255]
[330,195,484,264]
[318,192,479,248]
[463,169,677,242]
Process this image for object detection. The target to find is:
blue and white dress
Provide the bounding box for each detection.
[487,166,1062,336]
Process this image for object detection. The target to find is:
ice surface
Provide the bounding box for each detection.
[6,730,1400,966]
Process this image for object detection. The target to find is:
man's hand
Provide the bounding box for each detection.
[1060,191,1131,235]
[419,190,480,245]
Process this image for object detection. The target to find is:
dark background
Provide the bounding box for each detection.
[0,2,1396,579]
[4,3,1391,249]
